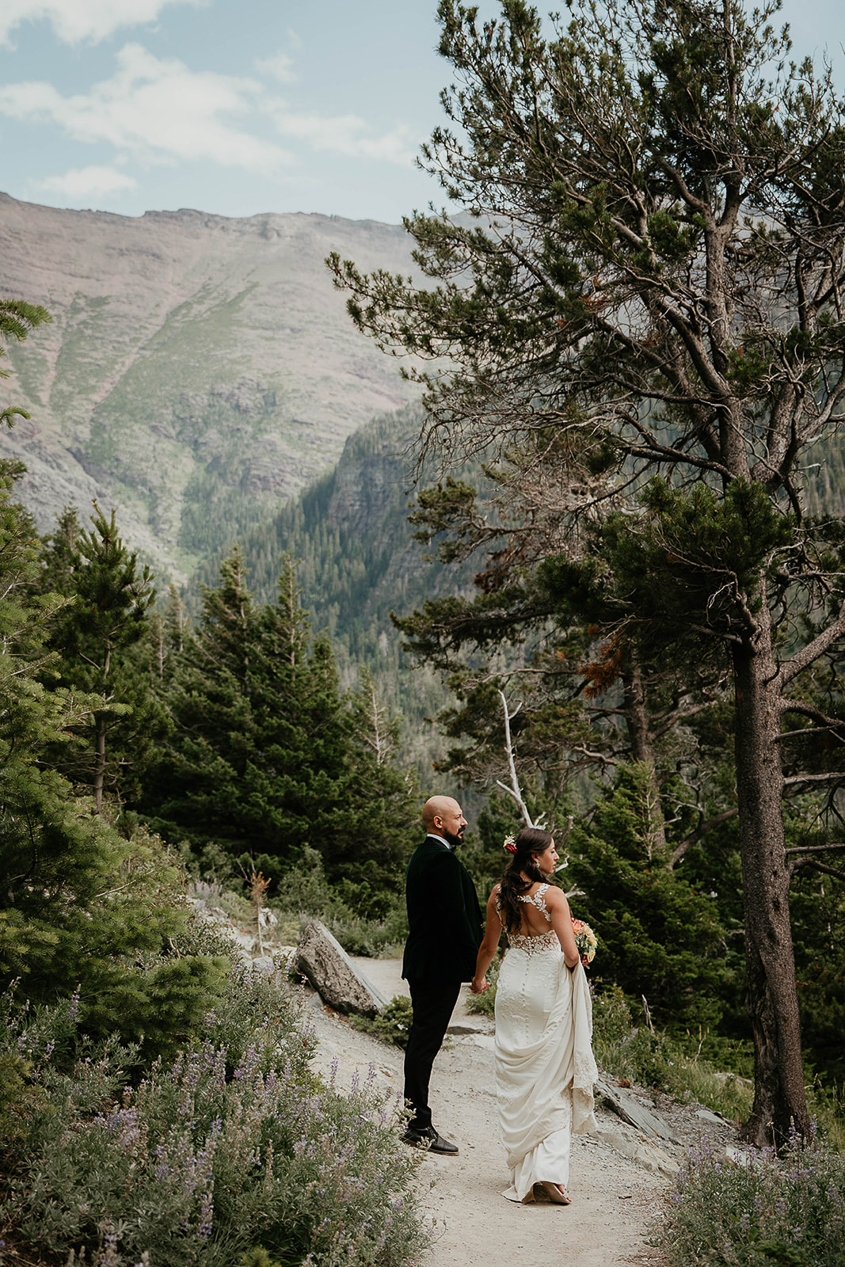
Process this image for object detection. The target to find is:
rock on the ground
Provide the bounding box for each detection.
[294,919,388,1017]
[594,1120,679,1177]
[596,1072,683,1145]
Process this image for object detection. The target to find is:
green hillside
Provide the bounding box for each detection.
[191,404,488,775]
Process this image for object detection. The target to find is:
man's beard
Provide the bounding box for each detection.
[443,827,464,849]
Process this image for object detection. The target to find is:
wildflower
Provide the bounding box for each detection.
[99,1230,120,1267]
[198,1189,214,1240]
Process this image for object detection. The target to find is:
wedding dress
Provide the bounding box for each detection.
[495,884,598,1203]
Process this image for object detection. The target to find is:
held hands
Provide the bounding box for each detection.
[470,976,489,994]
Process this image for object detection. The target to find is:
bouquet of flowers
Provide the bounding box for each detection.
[571,918,598,965]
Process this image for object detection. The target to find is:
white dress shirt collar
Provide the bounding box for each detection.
[426,832,452,851]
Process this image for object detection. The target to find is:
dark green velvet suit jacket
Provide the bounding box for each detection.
[402,835,484,985]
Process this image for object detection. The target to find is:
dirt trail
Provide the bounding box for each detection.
[304,959,676,1267]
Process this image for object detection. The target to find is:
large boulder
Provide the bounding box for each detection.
[294,919,389,1018]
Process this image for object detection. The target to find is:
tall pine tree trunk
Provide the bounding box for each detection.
[94,642,110,816]
[732,594,808,1146]
[622,656,667,856]
[93,713,106,815]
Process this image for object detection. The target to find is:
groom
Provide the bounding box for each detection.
[401,795,483,1155]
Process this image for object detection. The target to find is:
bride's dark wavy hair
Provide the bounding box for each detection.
[498,827,555,934]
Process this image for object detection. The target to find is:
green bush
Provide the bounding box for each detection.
[591,982,634,1050]
[656,1130,845,1266]
[0,969,429,1267]
[324,905,408,959]
[271,846,408,958]
[351,995,414,1048]
[587,982,754,1122]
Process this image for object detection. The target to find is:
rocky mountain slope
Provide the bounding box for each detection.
[0,191,417,580]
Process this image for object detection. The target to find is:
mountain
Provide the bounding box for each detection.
[0,192,417,581]
[193,403,489,775]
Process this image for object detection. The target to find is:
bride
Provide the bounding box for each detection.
[471,827,597,1205]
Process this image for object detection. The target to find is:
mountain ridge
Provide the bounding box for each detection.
[0,191,419,580]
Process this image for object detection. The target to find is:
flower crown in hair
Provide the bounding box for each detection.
[503,834,517,855]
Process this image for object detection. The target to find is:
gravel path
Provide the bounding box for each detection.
[298,959,731,1267]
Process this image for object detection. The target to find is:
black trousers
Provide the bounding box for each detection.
[403,979,461,1132]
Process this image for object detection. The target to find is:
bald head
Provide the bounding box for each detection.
[422,796,467,845]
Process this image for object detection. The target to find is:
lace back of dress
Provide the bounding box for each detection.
[500,883,558,955]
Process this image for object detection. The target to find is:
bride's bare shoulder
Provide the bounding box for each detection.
[543,884,570,911]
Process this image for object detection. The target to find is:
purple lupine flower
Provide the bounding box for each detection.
[67,988,81,1022]
[198,1188,214,1240]
[100,1230,120,1267]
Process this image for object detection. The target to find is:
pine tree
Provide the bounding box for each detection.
[39,504,165,812]
[567,765,730,1029]
[0,465,224,1049]
[0,299,50,429]
[146,546,258,856]
[146,553,417,898]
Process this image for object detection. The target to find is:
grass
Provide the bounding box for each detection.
[591,986,755,1124]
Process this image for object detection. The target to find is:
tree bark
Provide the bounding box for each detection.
[732,596,809,1146]
[93,713,106,815]
[622,657,667,856]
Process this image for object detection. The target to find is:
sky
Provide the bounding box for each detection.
[0,0,843,227]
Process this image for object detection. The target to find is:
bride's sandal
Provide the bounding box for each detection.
[540,1181,572,1205]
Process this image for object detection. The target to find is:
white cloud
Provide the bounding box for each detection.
[0,0,201,47]
[255,52,297,85]
[38,165,138,198]
[0,40,421,185]
[0,44,291,171]
[271,107,419,166]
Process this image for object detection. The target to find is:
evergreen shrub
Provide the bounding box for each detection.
[350,995,414,1049]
